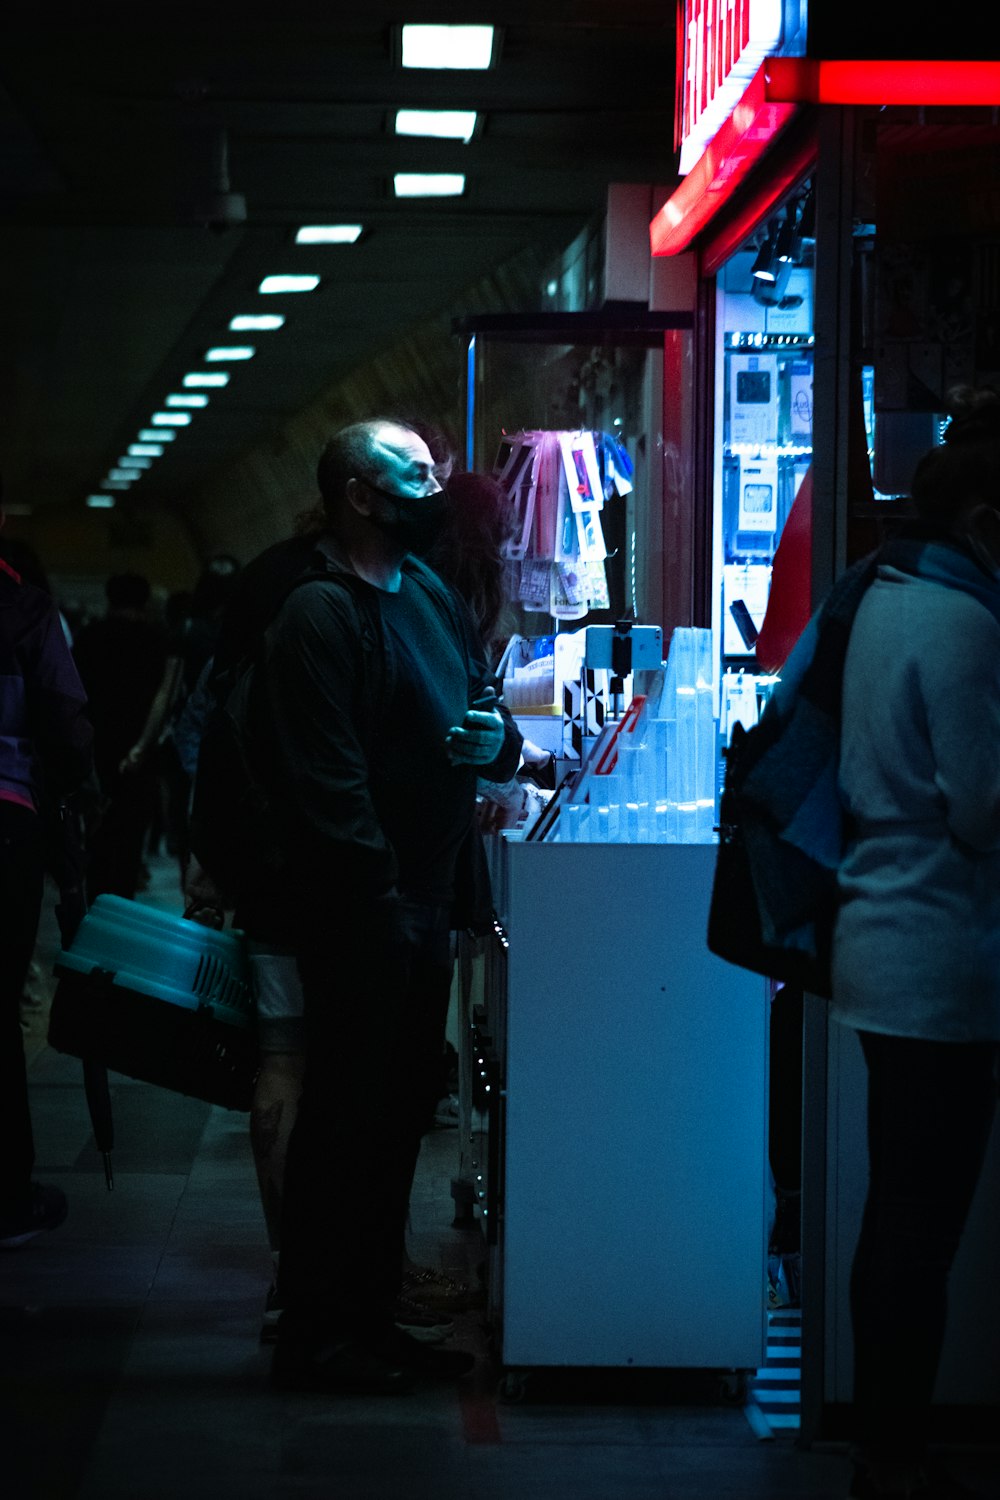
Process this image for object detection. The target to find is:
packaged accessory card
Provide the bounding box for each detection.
[728,353,779,448]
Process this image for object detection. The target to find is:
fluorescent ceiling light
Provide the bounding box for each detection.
[151,412,192,426]
[229,313,286,330]
[117,456,152,470]
[394,172,465,197]
[394,108,477,142]
[86,495,115,509]
[103,480,132,491]
[183,372,230,388]
[258,274,320,294]
[128,443,164,457]
[138,428,175,442]
[205,345,255,362]
[294,225,362,245]
[166,394,209,408]
[400,24,494,69]
[108,468,140,481]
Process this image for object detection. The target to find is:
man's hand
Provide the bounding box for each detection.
[445,708,505,767]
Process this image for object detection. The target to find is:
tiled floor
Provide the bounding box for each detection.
[3,856,997,1500]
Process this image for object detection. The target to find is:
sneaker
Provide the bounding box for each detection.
[394,1294,454,1343]
[0,1183,68,1250]
[260,1282,283,1344]
[399,1265,483,1314]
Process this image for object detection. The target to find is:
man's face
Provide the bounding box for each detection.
[368,426,442,502]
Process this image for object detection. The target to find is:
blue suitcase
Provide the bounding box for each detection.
[48,894,256,1111]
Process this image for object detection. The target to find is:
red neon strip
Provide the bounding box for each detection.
[766,57,1000,107]
[700,129,818,278]
[650,62,797,258]
[653,57,1000,258]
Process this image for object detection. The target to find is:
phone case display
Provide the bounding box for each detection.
[722,341,813,568]
[718,202,816,677]
[530,627,717,844]
[722,561,771,656]
[493,429,634,621]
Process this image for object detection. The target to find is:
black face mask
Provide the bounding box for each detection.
[366,482,449,551]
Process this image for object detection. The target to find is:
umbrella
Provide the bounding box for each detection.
[52,798,114,1191]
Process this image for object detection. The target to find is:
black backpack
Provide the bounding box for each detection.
[187,568,363,897]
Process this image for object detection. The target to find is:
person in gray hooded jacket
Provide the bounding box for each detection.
[832,386,1000,1500]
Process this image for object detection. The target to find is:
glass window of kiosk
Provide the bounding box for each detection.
[463,319,683,636]
[713,178,815,706]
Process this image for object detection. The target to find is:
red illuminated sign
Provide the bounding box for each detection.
[679,0,784,174]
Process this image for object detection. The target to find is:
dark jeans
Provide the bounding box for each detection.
[0,802,45,1209]
[86,766,157,902]
[851,1029,999,1460]
[276,896,454,1340]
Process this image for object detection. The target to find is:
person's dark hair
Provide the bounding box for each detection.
[105,572,151,610]
[316,417,419,519]
[421,469,515,650]
[911,384,1000,523]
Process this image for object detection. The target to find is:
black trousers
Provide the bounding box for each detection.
[0,802,45,1209]
[276,896,453,1339]
[85,766,157,902]
[851,1029,999,1460]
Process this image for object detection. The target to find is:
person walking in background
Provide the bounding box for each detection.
[831,385,1000,1500]
[72,572,181,901]
[0,484,94,1248]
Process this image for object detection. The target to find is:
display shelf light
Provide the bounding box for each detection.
[400,24,495,70]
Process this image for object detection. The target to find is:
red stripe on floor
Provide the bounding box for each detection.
[459,1366,503,1444]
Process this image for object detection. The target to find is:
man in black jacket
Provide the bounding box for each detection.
[241,419,520,1393]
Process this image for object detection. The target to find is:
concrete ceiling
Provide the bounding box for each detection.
[0,4,676,524]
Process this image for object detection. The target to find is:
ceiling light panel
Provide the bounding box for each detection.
[86,495,115,509]
[394,173,465,197]
[294,225,362,245]
[183,372,230,388]
[394,109,478,142]
[229,314,286,330]
[138,428,175,442]
[151,412,192,426]
[128,443,164,457]
[205,346,255,362]
[258,275,320,294]
[400,24,494,69]
[166,394,210,408]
